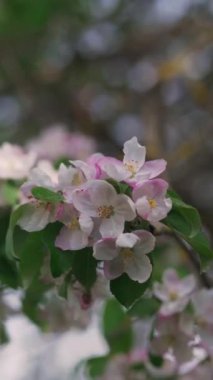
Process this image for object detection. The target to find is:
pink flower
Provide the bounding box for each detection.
[72,180,136,238]
[99,137,166,185]
[94,230,155,282]
[153,269,196,316]
[0,143,36,180]
[150,315,194,365]
[27,125,96,161]
[192,289,213,353]
[55,205,93,250]
[133,179,172,223]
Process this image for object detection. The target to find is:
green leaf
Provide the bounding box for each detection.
[18,229,45,288]
[0,255,19,288]
[0,322,9,345]
[5,204,29,260]
[110,274,151,308]
[72,248,97,290]
[1,182,19,205]
[42,223,74,278]
[31,186,64,203]
[187,231,213,270]
[103,298,133,354]
[128,297,160,318]
[164,191,201,238]
[87,356,109,379]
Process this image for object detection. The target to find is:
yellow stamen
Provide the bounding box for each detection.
[148,199,157,208]
[121,248,134,261]
[169,292,179,301]
[68,217,80,230]
[124,161,138,176]
[72,171,84,186]
[98,205,114,219]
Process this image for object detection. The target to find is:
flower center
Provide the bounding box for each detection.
[124,161,138,176]
[72,171,84,186]
[148,198,157,208]
[169,291,179,301]
[121,248,134,261]
[68,216,80,230]
[98,205,114,219]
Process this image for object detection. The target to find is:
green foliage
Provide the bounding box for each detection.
[128,297,160,318]
[72,248,97,290]
[164,190,213,270]
[0,255,19,288]
[0,322,9,345]
[110,274,151,308]
[31,186,64,203]
[164,190,201,238]
[5,204,29,260]
[87,356,109,379]
[103,298,133,354]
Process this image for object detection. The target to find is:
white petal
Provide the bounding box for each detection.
[93,239,118,260]
[99,157,130,181]
[18,204,51,232]
[88,180,117,207]
[123,137,146,170]
[55,226,88,250]
[115,194,136,221]
[134,230,156,254]
[79,213,94,235]
[116,233,139,248]
[104,257,124,279]
[100,214,124,238]
[125,254,152,283]
[72,188,97,217]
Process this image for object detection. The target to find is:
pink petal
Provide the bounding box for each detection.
[55,226,88,250]
[104,257,124,279]
[99,157,130,181]
[134,230,156,254]
[115,194,136,221]
[100,214,125,238]
[116,233,139,248]
[88,180,117,207]
[72,188,97,217]
[123,137,146,170]
[125,255,152,283]
[93,238,118,260]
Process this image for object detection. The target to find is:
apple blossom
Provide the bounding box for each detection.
[27,125,96,161]
[153,269,196,316]
[133,179,172,223]
[0,143,36,180]
[55,204,93,250]
[99,136,166,185]
[150,315,194,365]
[94,230,155,282]
[192,289,213,353]
[72,179,136,238]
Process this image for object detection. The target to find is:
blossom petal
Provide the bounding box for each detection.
[116,233,139,248]
[115,194,136,221]
[100,214,125,238]
[104,257,124,279]
[125,255,152,283]
[123,137,146,169]
[72,188,97,217]
[88,180,117,207]
[138,159,167,180]
[134,230,156,254]
[93,238,118,260]
[133,179,169,201]
[79,213,94,235]
[18,204,51,232]
[99,157,130,181]
[55,226,88,250]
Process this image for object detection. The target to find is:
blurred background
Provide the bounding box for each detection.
[0,0,212,378]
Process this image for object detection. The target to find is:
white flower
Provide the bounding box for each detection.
[94,230,155,282]
[72,180,136,238]
[154,269,196,316]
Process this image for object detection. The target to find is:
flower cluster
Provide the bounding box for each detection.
[17,137,172,283]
